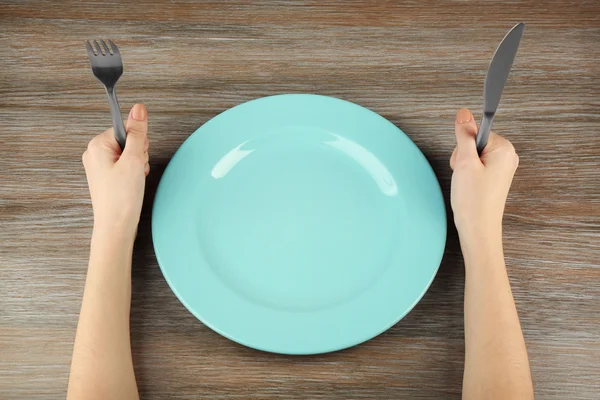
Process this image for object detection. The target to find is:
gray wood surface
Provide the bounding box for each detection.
[1,0,599,398]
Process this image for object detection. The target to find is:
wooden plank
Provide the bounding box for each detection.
[1,1,599,398]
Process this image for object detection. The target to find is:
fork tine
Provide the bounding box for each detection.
[85,40,96,57]
[93,40,104,55]
[100,40,111,55]
[107,40,120,55]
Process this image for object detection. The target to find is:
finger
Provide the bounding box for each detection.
[480,130,518,170]
[454,108,478,161]
[481,130,506,152]
[84,127,121,165]
[123,104,148,156]
[144,162,150,176]
[98,127,121,151]
[450,147,457,170]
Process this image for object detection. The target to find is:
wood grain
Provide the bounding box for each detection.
[1,0,599,398]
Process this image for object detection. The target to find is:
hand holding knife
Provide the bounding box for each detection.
[476,23,525,155]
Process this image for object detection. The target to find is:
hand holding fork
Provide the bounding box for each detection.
[85,39,127,150]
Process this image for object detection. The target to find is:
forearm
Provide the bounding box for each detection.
[461,228,533,400]
[67,226,139,400]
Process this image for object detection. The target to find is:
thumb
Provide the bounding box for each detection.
[123,104,148,156]
[454,108,478,161]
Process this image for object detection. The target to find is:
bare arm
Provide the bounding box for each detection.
[68,229,138,400]
[461,233,532,400]
[68,104,150,400]
[450,108,533,400]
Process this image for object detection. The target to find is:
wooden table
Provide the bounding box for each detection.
[1,1,599,398]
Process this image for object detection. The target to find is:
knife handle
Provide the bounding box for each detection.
[476,112,495,155]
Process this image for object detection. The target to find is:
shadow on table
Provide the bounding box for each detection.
[129,158,174,391]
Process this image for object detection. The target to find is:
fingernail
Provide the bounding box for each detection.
[130,104,146,121]
[456,108,473,124]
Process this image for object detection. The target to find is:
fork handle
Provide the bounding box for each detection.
[105,87,127,150]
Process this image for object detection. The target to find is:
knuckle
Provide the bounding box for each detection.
[507,142,517,155]
[500,141,517,158]
[499,142,519,169]
[127,125,147,137]
[87,136,102,152]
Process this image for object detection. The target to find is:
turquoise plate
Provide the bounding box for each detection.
[152,94,446,354]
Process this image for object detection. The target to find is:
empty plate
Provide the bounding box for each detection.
[152,94,446,354]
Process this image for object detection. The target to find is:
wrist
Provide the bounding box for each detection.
[93,216,138,241]
[457,225,505,272]
[87,224,135,280]
[91,223,136,253]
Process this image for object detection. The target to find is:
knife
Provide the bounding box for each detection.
[476,23,525,155]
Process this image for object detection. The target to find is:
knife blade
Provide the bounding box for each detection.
[476,23,525,154]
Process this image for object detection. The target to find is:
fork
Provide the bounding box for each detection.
[85,39,126,150]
